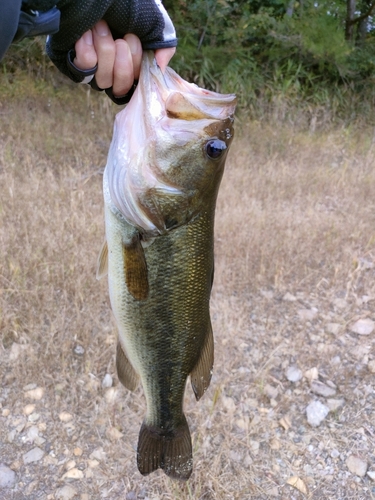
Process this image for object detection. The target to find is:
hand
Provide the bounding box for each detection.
[74,20,176,98]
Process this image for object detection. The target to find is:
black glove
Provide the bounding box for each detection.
[46,0,177,104]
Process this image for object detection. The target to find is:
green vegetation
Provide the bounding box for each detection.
[2,1,375,125]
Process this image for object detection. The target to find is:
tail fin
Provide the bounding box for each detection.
[137,416,193,480]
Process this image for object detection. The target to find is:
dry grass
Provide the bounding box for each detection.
[1,75,375,499]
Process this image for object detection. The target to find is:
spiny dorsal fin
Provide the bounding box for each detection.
[123,235,149,301]
[190,321,214,401]
[96,240,108,280]
[137,416,192,480]
[116,341,139,391]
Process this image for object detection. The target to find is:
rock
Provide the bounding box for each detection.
[298,308,318,321]
[2,409,10,417]
[367,470,375,481]
[23,447,44,464]
[306,401,329,427]
[73,448,83,457]
[24,387,44,400]
[55,485,78,499]
[23,404,35,416]
[304,367,319,381]
[0,464,16,488]
[286,476,308,495]
[25,426,39,443]
[283,292,296,301]
[222,396,236,413]
[59,412,73,423]
[102,374,113,389]
[286,366,303,382]
[126,493,137,500]
[350,318,374,335]
[73,345,85,356]
[62,468,84,480]
[264,384,278,399]
[346,455,368,477]
[333,298,347,309]
[326,323,341,335]
[326,398,345,412]
[368,360,375,373]
[89,447,106,461]
[310,380,336,397]
[104,387,118,403]
[330,449,340,459]
[106,427,123,441]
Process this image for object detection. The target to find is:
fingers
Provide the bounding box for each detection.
[92,20,116,90]
[155,47,176,72]
[74,21,176,98]
[74,30,97,70]
[112,34,142,97]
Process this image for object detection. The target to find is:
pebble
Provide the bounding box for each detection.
[73,345,85,356]
[102,374,113,388]
[330,449,340,459]
[89,448,106,461]
[350,319,374,335]
[73,448,83,457]
[298,308,318,321]
[326,323,341,335]
[59,412,73,423]
[55,485,77,499]
[368,360,375,373]
[305,367,319,381]
[286,366,303,382]
[24,387,44,400]
[23,447,44,464]
[104,387,118,403]
[283,292,296,301]
[327,398,345,412]
[106,427,124,441]
[264,384,278,399]
[346,455,368,477]
[310,380,336,397]
[62,468,84,480]
[222,396,236,413]
[0,464,16,488]
[367,470,375,481]
[23,404,36,416]
[306,401,329,427]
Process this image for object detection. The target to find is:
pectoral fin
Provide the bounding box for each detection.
[190,321,214,401]
[116,341,139,391]
[123,235,149,301]
[96,240,108,280]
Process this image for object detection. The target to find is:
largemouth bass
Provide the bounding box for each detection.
[97,52,236,480]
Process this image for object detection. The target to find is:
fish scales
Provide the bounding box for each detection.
[98,51,236,480]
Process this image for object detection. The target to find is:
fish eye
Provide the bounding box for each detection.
[205,139,227,160]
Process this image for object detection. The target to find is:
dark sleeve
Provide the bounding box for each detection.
[0,0,22,61]
[46,0,177,83]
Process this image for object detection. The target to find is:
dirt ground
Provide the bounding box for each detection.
[1,75,375,500]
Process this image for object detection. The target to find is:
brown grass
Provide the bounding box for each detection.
[1,75,375,499]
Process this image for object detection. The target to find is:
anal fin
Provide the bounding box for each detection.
[123,235,149,301]
[96,240,108,280]
[116,341,139,391]
[137,416,192,480]
[190,321,214,401]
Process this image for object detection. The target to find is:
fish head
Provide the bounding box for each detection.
[105,51,236,235]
